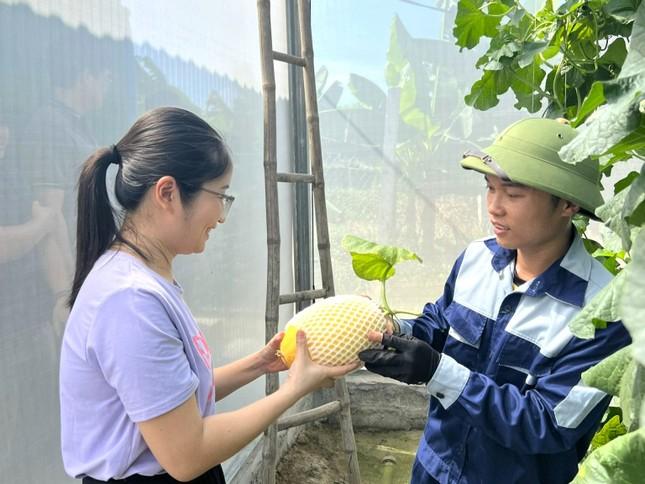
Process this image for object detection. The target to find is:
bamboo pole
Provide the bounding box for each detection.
[276,172,315,183]
[297,3,361,482]
[277,401,341,430]
[279,288,327,305]
[297,0,335,299]
[257,1,280,483]
[335,377,362,484]
[257,2,361,483]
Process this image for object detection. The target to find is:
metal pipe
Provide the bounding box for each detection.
[381,455,397,484]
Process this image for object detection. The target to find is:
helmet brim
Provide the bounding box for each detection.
[461,145,603,220]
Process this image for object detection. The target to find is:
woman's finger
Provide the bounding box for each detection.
[366,329,384,344]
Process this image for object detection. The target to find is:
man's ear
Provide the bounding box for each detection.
[562,200,580,217]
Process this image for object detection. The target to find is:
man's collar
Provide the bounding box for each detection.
[486,230,591,307]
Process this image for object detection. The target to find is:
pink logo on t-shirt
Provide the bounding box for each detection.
[192,331,212,369]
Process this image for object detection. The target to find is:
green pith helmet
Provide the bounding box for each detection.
[461,118,603,219]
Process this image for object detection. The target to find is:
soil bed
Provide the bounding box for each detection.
[276,422,422,484]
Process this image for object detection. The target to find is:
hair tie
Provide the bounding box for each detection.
[110,144,122,165]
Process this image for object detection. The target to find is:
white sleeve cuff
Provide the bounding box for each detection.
[397,317,413,336]
[427,354,470,409]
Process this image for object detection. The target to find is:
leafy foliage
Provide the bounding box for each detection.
[341,235,422,283]
[341,235,422,316]
[582,345,632,395]
[454,0,641,118]
[622,229,645,367]
[453,0,645,479]
[573,429,645,483]
[569,269,626,338]
[590,415,628,451]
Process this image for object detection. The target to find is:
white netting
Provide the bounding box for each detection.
[286,295,387,366]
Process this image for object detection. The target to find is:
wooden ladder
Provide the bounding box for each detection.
[256,1,361,483]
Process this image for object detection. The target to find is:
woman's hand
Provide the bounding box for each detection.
[283,330,360,399]
[256,331,288,374]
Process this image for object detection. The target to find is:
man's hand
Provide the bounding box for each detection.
[358,331,441,385]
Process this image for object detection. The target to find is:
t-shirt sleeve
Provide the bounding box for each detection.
[87,288,199,422]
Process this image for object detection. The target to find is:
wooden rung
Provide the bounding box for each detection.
[277,172,315,183]
[272,50,306,66]
[279,288,327,304]
[277,400,341,431]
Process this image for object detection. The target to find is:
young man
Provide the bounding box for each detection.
[359,118,631,484]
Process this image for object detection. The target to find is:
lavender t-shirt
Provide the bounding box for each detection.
[60,250,216,479]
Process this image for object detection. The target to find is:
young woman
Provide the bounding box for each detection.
[59,107,357,483]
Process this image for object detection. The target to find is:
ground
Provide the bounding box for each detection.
[276,422,422,484]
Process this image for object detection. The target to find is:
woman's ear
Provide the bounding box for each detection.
[153,176,178,208]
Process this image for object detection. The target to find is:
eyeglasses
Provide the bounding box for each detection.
[200,187,235,220]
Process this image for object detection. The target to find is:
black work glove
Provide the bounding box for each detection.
[358,333,441,385]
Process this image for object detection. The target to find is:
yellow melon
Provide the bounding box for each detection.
[277,295,387,367]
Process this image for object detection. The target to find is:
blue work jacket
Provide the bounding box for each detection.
[401,233,631,484]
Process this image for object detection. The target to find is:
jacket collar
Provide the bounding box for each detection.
[485,230,591,307]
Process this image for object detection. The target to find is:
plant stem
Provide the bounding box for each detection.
[390,309,422,317]
[380,280,393,315]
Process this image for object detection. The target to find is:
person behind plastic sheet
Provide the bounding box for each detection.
[59,107,358,484]
[358,118,632,484]
[1,104,64,481]
[19,54,112,340]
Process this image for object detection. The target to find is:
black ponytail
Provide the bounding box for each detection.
[69,107,231,307]
[69,147,118,307]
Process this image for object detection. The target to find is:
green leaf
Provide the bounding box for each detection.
[582,345,633,396]
[618,359,645,429]
[623,167,645,227]
[604,0,641,24]
[573,429,645,483]
[591,248,626,260]
[559,76,644,163]
[347,252,397,282]
[614,171,640,194]
[516,41,549,69]
[605,120,645,159]
[465,69,512,110]
[621,229,645,367]
[560,2,645,163]
[341,235,422,282]
[484,38,522,71]
[572,82,606,127]
[597,188,634,251]
[590,415,628,451]
[511,62,546,113]
[348,74,386,110]
[385,16,409,87]
[556,0,585,15]
[568,270,626,339]
[398,66,440,139]
[453,0,511,50]
[621,1,645,78]
[315,66,329,95]
[598,38,628,74]
[574,214,590,234]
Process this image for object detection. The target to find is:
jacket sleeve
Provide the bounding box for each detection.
[398,252,465,352]
[426,321,631,454]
